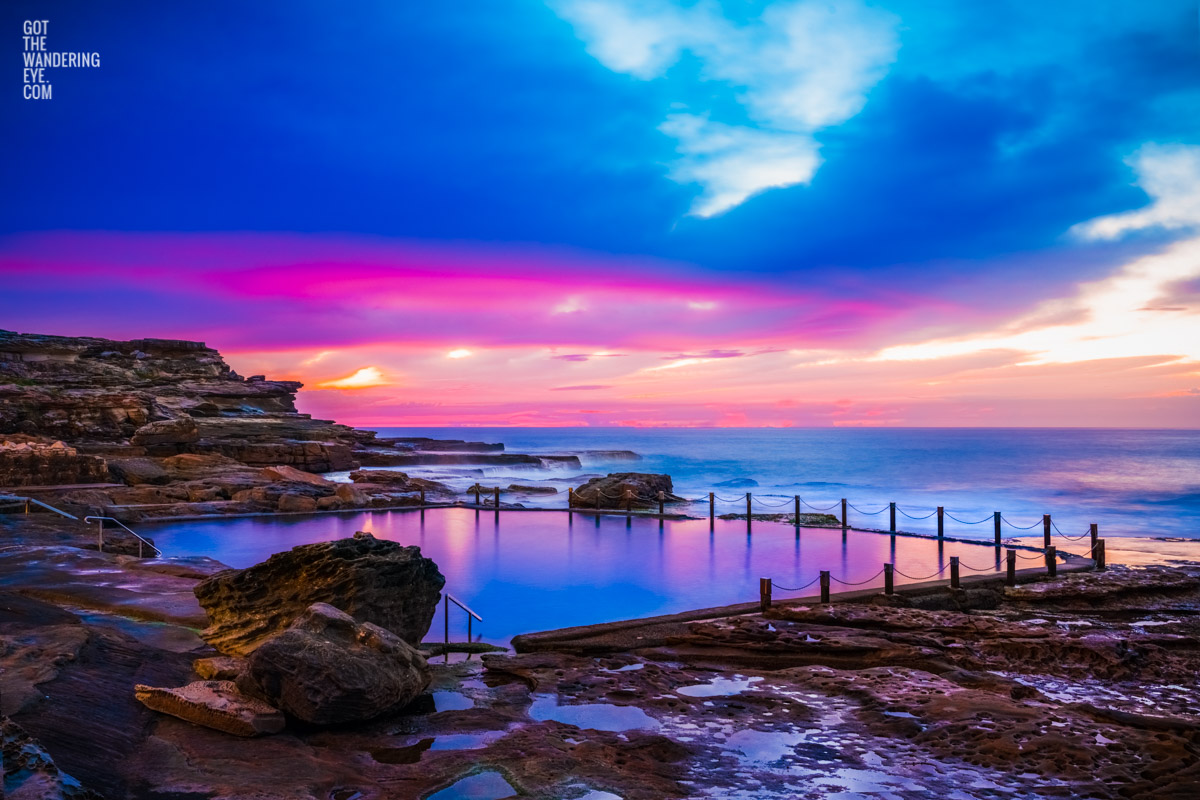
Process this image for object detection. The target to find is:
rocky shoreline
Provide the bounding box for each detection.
[3,330,1200,798]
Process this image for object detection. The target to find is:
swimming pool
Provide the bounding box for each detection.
[144,509,1014,644]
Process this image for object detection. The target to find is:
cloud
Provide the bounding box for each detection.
[550,384,612,391]
[551,0,899,216]
[1072,144,1200,240]
[872,237,1200,367]
[665,349,744,359]
[318,366,389,389]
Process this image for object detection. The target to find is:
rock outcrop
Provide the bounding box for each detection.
[2,717,104,799]
[570,473,686,510]
[134,680,285,737]
[241,603,430,725]
[194,532,445,655]
[0,438,109,488]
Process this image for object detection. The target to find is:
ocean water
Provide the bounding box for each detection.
[367,427,1200,540]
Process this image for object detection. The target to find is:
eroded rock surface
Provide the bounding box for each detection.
[135,680,285,737]
[194,532,444,655]
[241,603,431,725]
[570,473,686,510]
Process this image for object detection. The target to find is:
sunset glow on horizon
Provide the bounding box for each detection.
[3,1,1197,428]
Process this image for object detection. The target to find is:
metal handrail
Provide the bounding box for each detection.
[84,516,162,558]
[443,592,482,653]
[0,494,79,520]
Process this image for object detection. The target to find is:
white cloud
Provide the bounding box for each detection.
[1072,144,1200,241]
[872,238,1200,367]
[551,0,898,216]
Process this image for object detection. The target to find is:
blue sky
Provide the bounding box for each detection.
[2,1,1199,426]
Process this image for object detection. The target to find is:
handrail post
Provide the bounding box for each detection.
[1043,514,1051,549]
[1089,523,1098,552]
[708,492,714,528]
[494,486,500,509]
[658,491,664,516]
[623,488,632,520]
[568,487,574,519]
[420,488,426,506]
[24,498,30,515]
[937,506,944,539]
[1006,549,1016,586]
[819,570,830,604]
[444,594,449,647]
[1045,545,1057,577]
[994,511,1001,547]
[794,495,800,528]
[746,492,752,534]
[950,556,960,589]
[1095,539,1106,571]
[840,498,847,528]
[759,577,771,613]
[468,614,472,645]
[473,485,481,507]
[889,502,895,532]
[883,563,894,595]
[97,518,104,552]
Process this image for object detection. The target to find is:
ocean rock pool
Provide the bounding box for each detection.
[143,508,1020,643]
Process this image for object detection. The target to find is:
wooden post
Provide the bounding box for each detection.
[993,512,1002,547]
[623,488,632,519]
[819,571,830,603]
[708,492,714,527]
[658,491,664,516]
[420,488,426,506]
[1089,523,1098,552]
[1006,549,1017,586]
[1043,514,1051,549]
[937,506,944,539]
[568,487,574,520]
[596,490,602,512]
[1045,545,1057,577]
[468,615,472,645]
[494,486,500,509]
[1095,539,1106,571]
[950,556,960,589]
[840,498,847,528]
[24,498,30,515]
[473,485,481,507]
[889,502,895,532]
[884,563,894,595]
[746,493,752,529]
[794,496,800,527]
[759,577,772,613]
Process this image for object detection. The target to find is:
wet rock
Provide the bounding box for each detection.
[2,716,104,799]
[241,603,430,725]
[193,655,244,680]
[259,465,334,487]
[134,680,286,737]
[106,457,169,485]
[277,493,318,513]
[193,532,445,654]
[1005,564,1200,603]
[335,484,370,505]
[129,417,200,446]
[570,473,685,510]
[508,484,558,495]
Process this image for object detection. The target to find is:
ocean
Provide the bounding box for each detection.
[364,427,1200,540]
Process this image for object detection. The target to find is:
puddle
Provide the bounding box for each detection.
[529,694,660,732]
[676,676,763,698]
[433,691,475,712]
[602,663,644,673]
[426,771,515,800]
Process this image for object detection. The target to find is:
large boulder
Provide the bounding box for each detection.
[129,416,200,446]
[134,680,285,737]
[276,493,318,513]
[193,532,444,655]
[570,473,685,510]
[107,456,170,485]
[240,603,430,725]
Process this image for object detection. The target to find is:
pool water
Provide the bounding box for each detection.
[143,508,1015,643]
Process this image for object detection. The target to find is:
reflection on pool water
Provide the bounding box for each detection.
[528,694,660,732]
[143,508,1009,643]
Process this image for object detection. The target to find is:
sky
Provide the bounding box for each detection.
[2,0,1199,427]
